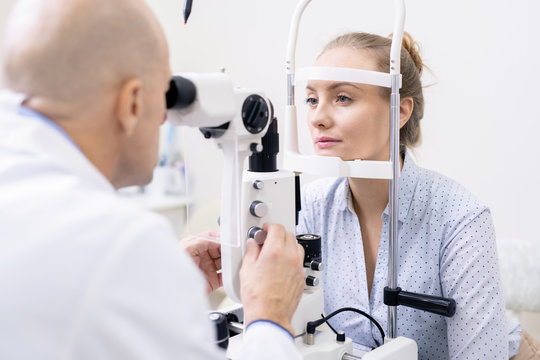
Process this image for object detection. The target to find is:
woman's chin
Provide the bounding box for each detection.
[314,149,345,159]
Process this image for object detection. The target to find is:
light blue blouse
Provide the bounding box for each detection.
[296,153,521,359]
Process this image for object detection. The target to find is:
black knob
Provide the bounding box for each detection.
[310,260,324,271]
[384,287,457,318]
[305,275,319,287]
[399,291,457,317]
[208,312,229,350]
[242,95,270,134]
[297,234,322,268]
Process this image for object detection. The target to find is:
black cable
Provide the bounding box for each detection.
[320,313,338,335]
[309,307,385,347]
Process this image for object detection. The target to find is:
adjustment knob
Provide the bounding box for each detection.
[208,312,229,350]
[297,234,322,267]
[249,201,268,218]
[310,260,324,271]
[247,226,267,245]
[305,275,319,287]
[250,143,263,153]
[252,180,264,190]
[242,95,269,134]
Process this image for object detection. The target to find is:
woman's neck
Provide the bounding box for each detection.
[348,178,388,222]
[348,154,404,220]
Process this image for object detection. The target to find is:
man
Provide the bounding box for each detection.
[0,0,305,358]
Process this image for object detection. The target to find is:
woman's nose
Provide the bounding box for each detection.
[308,101,333,129]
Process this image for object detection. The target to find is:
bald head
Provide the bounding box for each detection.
[2,0,168,105]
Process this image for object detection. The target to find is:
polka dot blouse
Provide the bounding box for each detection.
[296,153,521,359]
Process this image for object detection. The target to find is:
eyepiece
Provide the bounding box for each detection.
[166,76,197,110]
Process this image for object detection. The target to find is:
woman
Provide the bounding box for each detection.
[296,32,524,359]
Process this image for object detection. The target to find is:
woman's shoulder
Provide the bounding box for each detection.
[412,163,488,218]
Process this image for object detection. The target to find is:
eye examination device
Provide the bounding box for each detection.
[167,0,456,359]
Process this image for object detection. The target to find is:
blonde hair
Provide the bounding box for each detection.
[321,32,424,149]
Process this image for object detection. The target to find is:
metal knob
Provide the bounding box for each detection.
[305,275,319,287]
[248,226,266,245]
[250,143,263,153]
[208,312,229,350]
[249,201,268,218]
[252,180,264,190]
[309,260,324,271]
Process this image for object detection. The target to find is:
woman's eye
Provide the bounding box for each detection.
[336,95,351,104]
[305,97,318,106]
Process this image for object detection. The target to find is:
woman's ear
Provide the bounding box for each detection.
[399,97,414,129]
[115,78,143,137]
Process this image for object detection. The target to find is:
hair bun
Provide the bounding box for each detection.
[401,32,423,75]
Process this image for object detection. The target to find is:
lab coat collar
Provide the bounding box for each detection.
[0,89,27,106]
[341,151,418,223]
[0,90,115,193]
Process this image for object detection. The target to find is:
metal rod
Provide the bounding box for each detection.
[342,353,363,360]
[228,321,244,334]
[287,73,295,106]
[387,73,401,339]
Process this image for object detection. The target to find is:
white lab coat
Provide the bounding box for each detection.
[0,92,300,360]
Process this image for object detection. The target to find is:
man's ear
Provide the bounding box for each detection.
[399,97,414,129]
[115,78,143,137]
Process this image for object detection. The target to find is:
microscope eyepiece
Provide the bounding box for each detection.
[166,76,197,110]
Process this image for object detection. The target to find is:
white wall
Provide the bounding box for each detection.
[147,0,540,243]
[2,0,540,243]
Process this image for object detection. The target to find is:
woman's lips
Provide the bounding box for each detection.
[315,136,341,149]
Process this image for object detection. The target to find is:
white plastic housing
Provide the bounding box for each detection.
[222,169,297,303]
[295,330,353,360]
[362,337,417,359]
[167,72,236,128]
[295,66,401,89]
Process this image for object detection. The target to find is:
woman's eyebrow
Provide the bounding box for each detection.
[327,82,362,91]
[306,82,362,92]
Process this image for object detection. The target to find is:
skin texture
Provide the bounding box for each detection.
[306,47,413,297]
[3,0,305,335]
[181,231,223,294]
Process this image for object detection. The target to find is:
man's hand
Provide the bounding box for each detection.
[240,223,305,336]
[180,231,222,294]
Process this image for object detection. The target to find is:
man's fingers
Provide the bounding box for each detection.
[296,243,305,265]
[243,237,261,265]
[262,223,286,247]
[208,245,221,260]
[195,229,220,240]
[217,271,223,288]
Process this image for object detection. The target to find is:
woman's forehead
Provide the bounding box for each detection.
[315,47,379,72]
